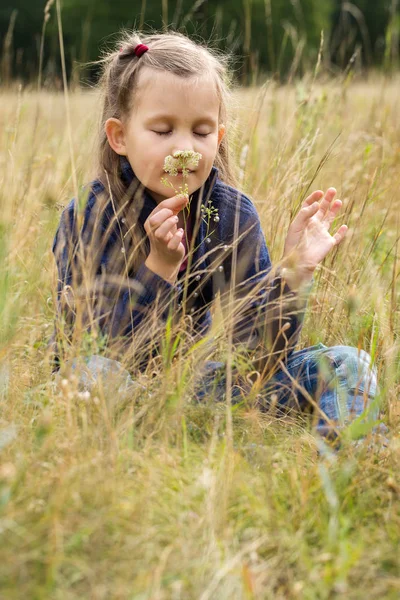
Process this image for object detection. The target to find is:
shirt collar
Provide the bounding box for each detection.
[119,155,219,223]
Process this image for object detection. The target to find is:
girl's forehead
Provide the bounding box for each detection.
[133,68,220,118]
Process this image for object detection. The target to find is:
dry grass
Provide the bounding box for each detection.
[0,74,399,598]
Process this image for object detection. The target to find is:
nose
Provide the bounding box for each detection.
[171,143,195,156]
[171,131,196,156]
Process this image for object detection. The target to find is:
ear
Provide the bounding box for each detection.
[218,124,226,147]
[104,118,127,156]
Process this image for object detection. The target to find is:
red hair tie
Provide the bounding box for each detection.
[119,44,149,57]
[134,43,149,57]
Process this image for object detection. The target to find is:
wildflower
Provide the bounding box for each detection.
[160,150,219,228]
[161,150,202,201]
[163,150,202,177]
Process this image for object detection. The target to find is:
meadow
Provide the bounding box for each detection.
[0,74,399,598]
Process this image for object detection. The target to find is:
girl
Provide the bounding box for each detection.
[50,30,386,447]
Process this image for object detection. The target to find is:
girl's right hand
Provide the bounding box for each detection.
[144,194,189,283]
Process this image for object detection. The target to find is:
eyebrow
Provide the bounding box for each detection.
[145,114,217,127]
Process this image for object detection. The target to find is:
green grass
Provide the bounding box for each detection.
[0,74,399,598]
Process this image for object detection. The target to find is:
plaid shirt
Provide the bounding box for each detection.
[50,156,310,372]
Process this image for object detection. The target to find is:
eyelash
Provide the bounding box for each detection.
[152,131,209,138]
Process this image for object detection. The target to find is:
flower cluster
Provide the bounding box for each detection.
[200,204,220,224]
[160,150,219,228]
[161,150,203,199]
[163,150,202,177]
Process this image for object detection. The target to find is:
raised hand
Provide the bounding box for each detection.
[282,187,348,284]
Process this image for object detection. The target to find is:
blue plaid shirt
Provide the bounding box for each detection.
[50,156,309,372]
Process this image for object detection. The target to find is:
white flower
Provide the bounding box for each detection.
[163,150,202,177]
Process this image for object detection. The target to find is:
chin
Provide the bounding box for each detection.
[148,176,204,200]
[147,186,175,202]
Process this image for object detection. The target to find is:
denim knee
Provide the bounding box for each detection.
[320,345,379,415]
[321,345,377,392]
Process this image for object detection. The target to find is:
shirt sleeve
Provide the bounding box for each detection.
[50,202,179,369]
[221,199,313,374]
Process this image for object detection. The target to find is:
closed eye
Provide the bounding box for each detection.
[152,130,210,138]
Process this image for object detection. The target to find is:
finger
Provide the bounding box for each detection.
[302,190,324,207]
[325,199,343,225]
[316,187,337,219]
[167,228,184,251]
[147,208,174,231]
[333,224,348,245]
[154,215,179,240]
[157,193,189,215]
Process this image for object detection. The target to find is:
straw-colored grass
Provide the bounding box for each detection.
[0,74,399,598]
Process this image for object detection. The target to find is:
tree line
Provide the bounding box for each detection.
[1,0,399,86]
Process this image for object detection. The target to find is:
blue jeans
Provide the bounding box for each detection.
[55,344,388,445]
[191,343,388,444]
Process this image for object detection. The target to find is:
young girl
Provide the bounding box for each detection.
[50,30,386,446]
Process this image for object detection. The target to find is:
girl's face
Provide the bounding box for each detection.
[105,68,225,203]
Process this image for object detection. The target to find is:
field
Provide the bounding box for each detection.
[0,75,399,598]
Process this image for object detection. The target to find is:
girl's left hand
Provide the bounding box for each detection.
[282,187,348,274]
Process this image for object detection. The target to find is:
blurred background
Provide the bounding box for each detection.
[1,0,399,87]
[1,4,400,596]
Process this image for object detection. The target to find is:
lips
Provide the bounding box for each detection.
[175,171,195,177]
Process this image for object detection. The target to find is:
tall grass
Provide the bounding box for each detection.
[0,71,399,597]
